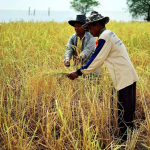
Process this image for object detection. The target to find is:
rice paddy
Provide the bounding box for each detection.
[0,20,150,150]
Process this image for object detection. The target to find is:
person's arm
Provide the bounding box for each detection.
[64,35,75,67]
[80,37,111,75]
[67,34,111,80]
[64,35,76,61]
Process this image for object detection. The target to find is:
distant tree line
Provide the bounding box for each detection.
[126,0,150,21]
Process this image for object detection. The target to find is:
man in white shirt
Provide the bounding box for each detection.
[67,13,139,141]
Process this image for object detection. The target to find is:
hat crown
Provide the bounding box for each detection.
[82,13,109,29]
[76,15,86,24]
[68,14,86,27]
[86,14,104,23]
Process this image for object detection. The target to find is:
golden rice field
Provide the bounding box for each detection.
[0,20,150,150]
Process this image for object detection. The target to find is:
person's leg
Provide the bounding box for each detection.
[117,82,136,141]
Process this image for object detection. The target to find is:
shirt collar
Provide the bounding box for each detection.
[99,27,106,35]
[76,31,88,36]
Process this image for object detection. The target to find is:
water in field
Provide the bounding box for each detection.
[0,10,144,23]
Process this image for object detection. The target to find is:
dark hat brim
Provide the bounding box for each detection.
[82,16,109,28]
[68,20,85,27]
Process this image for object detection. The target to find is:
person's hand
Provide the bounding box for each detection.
[64,60,70,67]
[74,55,81,65]
[67,71,79,80]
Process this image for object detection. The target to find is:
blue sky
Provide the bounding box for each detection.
[0,0,127,11]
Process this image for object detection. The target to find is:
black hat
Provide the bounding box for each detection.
[68,15,86,27]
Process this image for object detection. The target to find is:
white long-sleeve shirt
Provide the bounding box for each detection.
[78,29,138,90]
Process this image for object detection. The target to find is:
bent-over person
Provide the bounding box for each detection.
[67,13,139,141]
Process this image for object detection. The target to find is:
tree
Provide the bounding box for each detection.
[70,0,100,15]
[126,0,150,21]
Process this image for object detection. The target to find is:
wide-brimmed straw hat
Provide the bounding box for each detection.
[82,14,109,28]
[68,15,86,27]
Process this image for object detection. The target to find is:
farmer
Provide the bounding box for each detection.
[67,13,139,141]
[64,14,102,78]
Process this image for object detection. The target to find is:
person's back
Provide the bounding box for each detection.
[98,29,138,90]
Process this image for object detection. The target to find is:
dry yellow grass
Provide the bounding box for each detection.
[0,20,150,150]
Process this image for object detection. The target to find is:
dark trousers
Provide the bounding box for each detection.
[113,82,136,140]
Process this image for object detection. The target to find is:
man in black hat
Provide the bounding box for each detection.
[64,14,102,77]
[67,13,139,141]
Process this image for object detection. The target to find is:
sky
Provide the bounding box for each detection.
[0,0,128,11]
